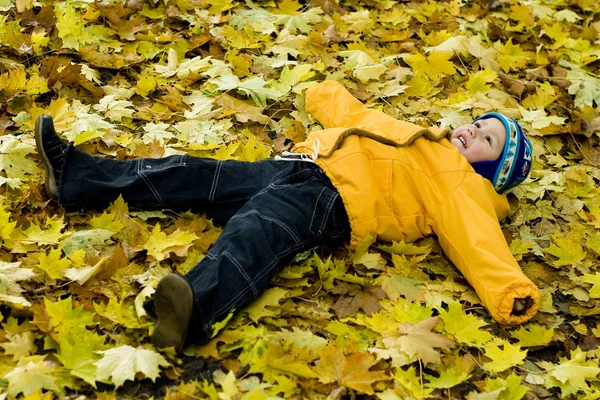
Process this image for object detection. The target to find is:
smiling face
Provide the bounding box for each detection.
[450,117,507,163]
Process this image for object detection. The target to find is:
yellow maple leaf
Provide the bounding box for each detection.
[37,248,71,280]
[314,345,389,394]
[511,324,554,347]
[581,273,600,298]
[496,39,532,73]
[483,339,528,373]
[545,232,587,268]
[405,51,456,81]
[242,287,288,323]
[23,217,69,245]
[143,224,199,262]
[466,69,497,94]
[439,301,493,347]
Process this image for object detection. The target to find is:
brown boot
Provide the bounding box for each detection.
[34,115,68,199]
[151,274,194,353]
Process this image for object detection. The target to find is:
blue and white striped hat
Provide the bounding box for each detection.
[470,112,533,193]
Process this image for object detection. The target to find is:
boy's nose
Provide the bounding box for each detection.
[468,126,477,137]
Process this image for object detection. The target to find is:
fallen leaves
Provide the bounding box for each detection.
[0,0,599,398]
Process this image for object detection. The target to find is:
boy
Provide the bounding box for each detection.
[35,80,539,353]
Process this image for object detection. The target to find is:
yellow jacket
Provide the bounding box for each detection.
[294,81,539,325]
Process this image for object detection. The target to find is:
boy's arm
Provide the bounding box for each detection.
[432,177,540,325]
[305,80,376,129]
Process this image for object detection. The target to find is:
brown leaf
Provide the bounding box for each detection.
[315,345,389,395]
[159,86,191,112]
[79,46,145,69]
[135,139,166,159]
[215,93,269,124]
[498,72,531,98]
[331,283,386,317]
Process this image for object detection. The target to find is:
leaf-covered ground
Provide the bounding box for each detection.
[1,0,600,398]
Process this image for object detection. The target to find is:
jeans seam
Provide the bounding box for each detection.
[230,210,301,244]
[309,188,327,235]
[136,159,164,205]
[210,236,318,318]
[223,251,259,297]
[318,192,338,235]
[208,160,223,204]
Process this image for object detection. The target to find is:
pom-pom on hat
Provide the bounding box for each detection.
[470,112,533,193]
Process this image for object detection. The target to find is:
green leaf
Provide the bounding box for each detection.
[439,301,493,347]
[425,367,470,389]
[511,324,554,347]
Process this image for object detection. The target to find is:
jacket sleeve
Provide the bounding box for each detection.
[432,178,540,325]
[305,80,446,141]
[305,80,394,129]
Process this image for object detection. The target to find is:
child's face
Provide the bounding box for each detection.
[451,117,506,163]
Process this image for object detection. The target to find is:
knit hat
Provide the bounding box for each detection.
[470,112,533,193]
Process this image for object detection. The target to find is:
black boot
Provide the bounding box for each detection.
[151,274,194,353]
[34,115,68,199]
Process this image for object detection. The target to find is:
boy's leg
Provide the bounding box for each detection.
[151,166,350,351]
[36,115,314,223]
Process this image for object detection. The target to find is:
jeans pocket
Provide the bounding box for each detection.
[269,166,319,189]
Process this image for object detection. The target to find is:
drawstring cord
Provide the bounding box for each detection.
[274,139,320,163]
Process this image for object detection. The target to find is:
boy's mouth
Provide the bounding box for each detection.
[458,135,467,148]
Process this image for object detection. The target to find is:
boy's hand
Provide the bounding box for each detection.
[512,297,533,316]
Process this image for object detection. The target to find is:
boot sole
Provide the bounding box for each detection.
[34,117,58,199]
[151,274,193,353]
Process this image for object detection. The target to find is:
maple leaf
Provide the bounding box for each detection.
[539,348,600,397]
[55,328,107,386]
[392,365,435,399]
[0,261,34,298]
[60,228,113,257]
[439,301,493,347]
[382,317,454,366]
[466,69,497,94]
[54,2,95,50]
[143,224,199,262]
[36,248,71,280]
[95,345,170,388]
[4,355,70,397]
[495,40,532,73]
[545,232,587,268]
[0,331,37,360]
[560,60,600,109]
[94,297,149,329]
[479,372,530,400]
[0,134,40,180]
[483,339,528,374]
[425,367,470,389]
[45,297,95,340]
[245,339,318,383]
[331,282,386,317]
[314,345,388,395]
[582,273,600,298]
[271,64,315,93]
[22,216,70,245]
[93,95,135,121]
[215,94,269,124]
[511,324,554,347]
[405,51,456,81]
[242,287,288,323]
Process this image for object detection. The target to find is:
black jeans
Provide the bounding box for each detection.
[59,146,351,344]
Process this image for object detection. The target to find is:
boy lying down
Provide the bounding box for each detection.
[35,80,539,352]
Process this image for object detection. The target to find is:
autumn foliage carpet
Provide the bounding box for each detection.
[0,0,600,398]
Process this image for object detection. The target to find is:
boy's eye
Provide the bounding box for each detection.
[474,122,481,128]
[486,136,492,144]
